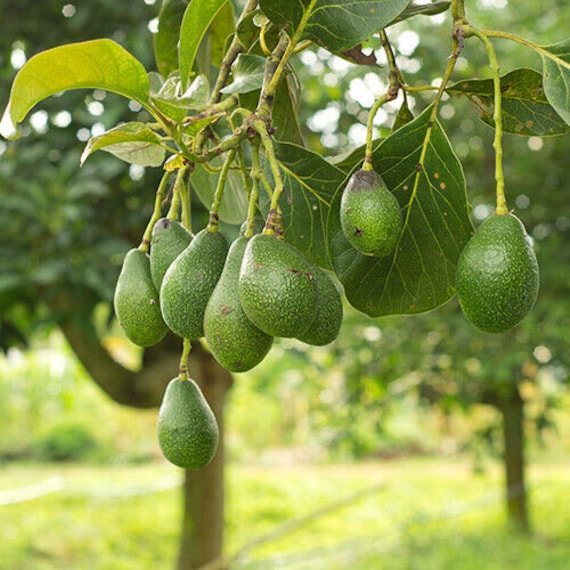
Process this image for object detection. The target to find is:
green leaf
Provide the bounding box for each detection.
[151,74,210,110]
[0,39,150,139]
[80,122,166,167]
[262,142,346,269]
[330,139,383,174]
[392,99,415,133]
[153,0,188,78]
[179,0,229,90]
[328,107,473,317]
[273,69,304,146]
[447,68,570,136]
[258,0,410,52]
[541,40,570,126]
[210,2,236,67]
[220,54,266,94]
[390,1,450,24]
[182,113,224,137]
[191,159,248,224]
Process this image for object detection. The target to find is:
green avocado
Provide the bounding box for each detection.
[456,213,539,333]
[296,266,343,346]
[157,377,219,470]
[340,169,402,257]
[113,248,168,347]
[160,228,228,339]
[238,234,317,338]
[150,218,193,290]
[204,237,273,372]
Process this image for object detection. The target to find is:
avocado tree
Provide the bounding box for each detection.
[2,0,570,567]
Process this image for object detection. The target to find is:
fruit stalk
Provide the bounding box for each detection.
[177,165,193,231]
[254,119,285,230]
[465,26,508,214]
[208,149,236,231]
[139,170,173,252]
[178,338,192,380]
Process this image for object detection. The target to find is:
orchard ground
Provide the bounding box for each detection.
[0,457,569,569]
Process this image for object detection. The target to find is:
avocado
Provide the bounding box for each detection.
[160,228,228,339]
[204,237,273,372]
[238,234,317,338]
[296,266,343,346]
[113,248,168,347]
[455,213,539,333]
[157,377,219,470]
[150,218,193,290]
[340,169,402,257]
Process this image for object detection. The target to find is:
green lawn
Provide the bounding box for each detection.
[0,457,568,569]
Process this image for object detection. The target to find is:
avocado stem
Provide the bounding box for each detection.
[178,339,192,381]
[178,166,193,232]
[244,151,261,239]
[207,149,236,232]
[254,119,285,216]
[139,170,173,253]
[464,26,508,215]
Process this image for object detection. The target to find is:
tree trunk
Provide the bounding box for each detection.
[51,294,233,568]
[498,385,530,534]
[178,343,232,570]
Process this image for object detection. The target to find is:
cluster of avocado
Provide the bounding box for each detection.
[113,216,344,469]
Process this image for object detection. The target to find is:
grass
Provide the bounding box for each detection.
[0,457,568,569]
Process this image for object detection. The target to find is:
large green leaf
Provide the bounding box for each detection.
[153,0,188,78]
[541,40,570,126]
[80,122,166,167]
[220,54,266,94]
[179,0,229,89]
[191,158,248,224]
[258,0,410,52]
[261,142,346,269]
[210,2,236,67]
[447,68,570,136]
[328,107,473,317]
[0,39,150,139]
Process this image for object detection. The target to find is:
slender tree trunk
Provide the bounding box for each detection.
[498,386,530,534]
[177,343,233,570]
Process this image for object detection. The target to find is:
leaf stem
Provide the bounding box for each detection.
[207,149,236,231]
[467,27,570,71]
[466,27,508,214]
[178,339,192,380]
[139,170,173,252]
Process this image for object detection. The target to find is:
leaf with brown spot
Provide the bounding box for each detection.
[447,67,570,136]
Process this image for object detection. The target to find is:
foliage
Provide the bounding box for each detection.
[3,0,570,339]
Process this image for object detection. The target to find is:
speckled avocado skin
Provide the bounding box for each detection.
[157,377,219,470]
[296,265,343,346]
[160,229,228,339]
[113,248,168,347]
[150,218,193,290]
[204,237,273,372]
[238,234,317,338]
[340,169,403,258]
[456,213,539,333]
